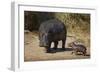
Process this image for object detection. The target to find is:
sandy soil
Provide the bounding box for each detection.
[24,31,90,62]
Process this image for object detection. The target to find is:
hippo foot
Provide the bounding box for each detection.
[46,48,56,53]
[62,48,66,51]
[53,47,57,50]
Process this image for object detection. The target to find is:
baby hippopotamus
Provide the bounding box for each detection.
[70,42,87,56]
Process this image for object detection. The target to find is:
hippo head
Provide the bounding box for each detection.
[39,32,49,47]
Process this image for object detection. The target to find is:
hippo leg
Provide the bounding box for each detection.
[54,41,58,49]
[83,51,86,56]
[62,40,66,50]
[46,42,56,53]
[46,42,51,53]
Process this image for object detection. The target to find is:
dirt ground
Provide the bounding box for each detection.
[24,31,90,62]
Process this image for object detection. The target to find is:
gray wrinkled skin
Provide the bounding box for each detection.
[39,19,67,53]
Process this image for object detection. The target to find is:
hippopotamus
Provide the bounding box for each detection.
[39,19,67,53]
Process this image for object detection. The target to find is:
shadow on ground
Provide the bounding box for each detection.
[47,48,90,56]
[74,53,90,56]
[47,47,73,53]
